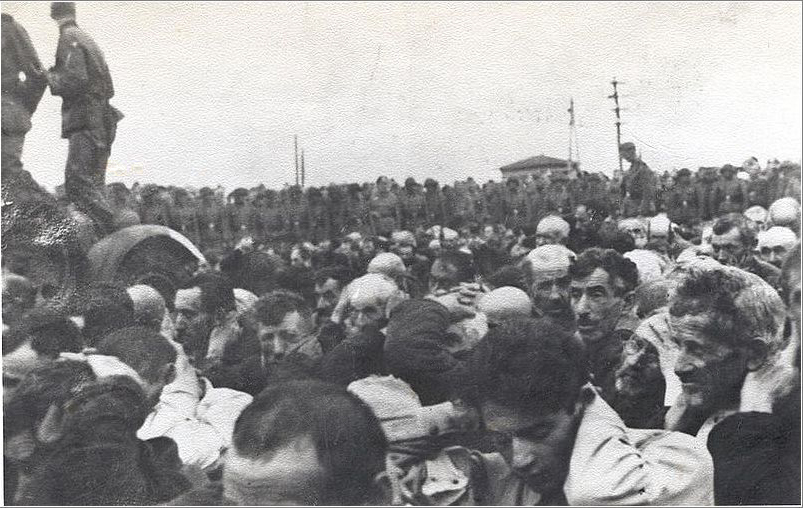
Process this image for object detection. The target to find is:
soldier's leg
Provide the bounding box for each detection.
[65,131,116,236]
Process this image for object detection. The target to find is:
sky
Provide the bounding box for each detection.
[3,1,801,191]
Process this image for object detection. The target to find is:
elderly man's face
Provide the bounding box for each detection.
[530,266,572,322]
[173,287,213,354]
[429,259,459,294]
[257,311,314,366]
[2,342,50,408]
[711,227,746,266]
[571,268,629,345]
[345,294,387,337]
[671,313,749,410]
[619,221,648,249]
[756,236,796,268]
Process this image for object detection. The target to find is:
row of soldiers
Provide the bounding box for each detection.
[89,153,800,252]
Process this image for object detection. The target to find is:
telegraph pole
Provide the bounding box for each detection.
[294,134,299,186]
[608,79,623,175]
[300,149,306,187]
[567,98,579,176]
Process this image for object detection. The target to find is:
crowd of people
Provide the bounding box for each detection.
[4,144,802,505]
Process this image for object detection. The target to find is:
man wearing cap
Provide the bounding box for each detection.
[619,142,657,217]
[666,168,699,227]
[521,244,577,329]
[711,164,747,215]
[755,226,798,269]
[47,2,123,236]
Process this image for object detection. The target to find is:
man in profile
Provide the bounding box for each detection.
[47,1,123,235]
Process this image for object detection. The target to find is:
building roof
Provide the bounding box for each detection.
[500,154,577,173]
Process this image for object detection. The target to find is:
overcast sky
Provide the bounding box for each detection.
[4,1,801,191]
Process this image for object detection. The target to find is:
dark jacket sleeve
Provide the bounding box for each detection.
[49,34,89,97]
[707,411,801,505]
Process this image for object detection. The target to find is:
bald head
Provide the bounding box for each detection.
[478,287,533,325]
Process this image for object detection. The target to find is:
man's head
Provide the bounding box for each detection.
[720,164,737,180]
[669,264,787,412]
[249,291,315,367]
[376,175,390,194]
[126,284,167,332]
[313,266,352,324]
[710,214,755,267]
[617,217,648,249]
[173,273,236,355]
[428,250,474,294]
[781,243,801,340]
[522,245,576,322]
[367,252,406,282]
[290,244,313,269]
[744,205,769,231]
[569,248,638,345]
[2,273,36,329]
[613,334,665,413]
[390,231,417,261]
[79,283,136,347]
[50,2,75,24]
[95,325,178,407]
[535,216,570,247]
[755,226,798,268]
[466,318,587,493]
[343,273,401,336]
[3,308,83,407]
[225,380,387,505]
[769,197,801,230]
[619,142,637,163]
[675,167,692,186]
[478,287,533,327]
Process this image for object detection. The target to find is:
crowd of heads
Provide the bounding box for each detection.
[3,153,802,505]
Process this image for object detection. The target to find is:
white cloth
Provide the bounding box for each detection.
[564,387,714,505]
[138,372,252,470]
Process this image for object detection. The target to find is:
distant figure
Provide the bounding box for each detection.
[1,13,47,178]
[47,2,123,236]
[619,142,657,217]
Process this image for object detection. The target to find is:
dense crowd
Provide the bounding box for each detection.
[4,147,802,505]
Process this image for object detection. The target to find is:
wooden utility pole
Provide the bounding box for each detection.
[608,79,624,175]
[294,134,299,186]
[300,149,306,187]
[567,98,579,176]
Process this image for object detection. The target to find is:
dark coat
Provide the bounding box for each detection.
[1,14,46,134]
[49,21,121,139]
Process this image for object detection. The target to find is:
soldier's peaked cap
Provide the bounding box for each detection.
[51,2,75,19]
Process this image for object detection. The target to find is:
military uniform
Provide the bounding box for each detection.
[48,17,123,235]
[620,159,657,217]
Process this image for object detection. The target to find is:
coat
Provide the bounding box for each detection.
[1,14,46,134]
[49,21,121,139]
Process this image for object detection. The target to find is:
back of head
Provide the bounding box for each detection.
[536,215,570,240]
[230,380,387,505]
[465,317,587,414]
[80,283,136,347]
[187,272,236,315]
[478,287,533,323]
[126,284,166,331]
[4,306,83,357]
[769,197,800,228]
[624,249,665,285]
[367,252,406,279]
[95,326,177,385]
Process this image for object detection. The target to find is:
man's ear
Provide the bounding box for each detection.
[36,403,65,444]
[745,338,769,371]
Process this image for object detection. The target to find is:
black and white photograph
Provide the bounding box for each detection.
[1,1,801,505]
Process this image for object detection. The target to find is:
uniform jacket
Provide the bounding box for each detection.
[1,14,46,134]
[49,21,121,139]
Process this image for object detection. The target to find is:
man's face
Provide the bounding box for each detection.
[711,227,746,266]
[483,225,495,239]
[619,220,647,248]
[571,268,629,345]
[620,148,636,163]
[345,294,387,336]
[257,311,313,366]
[756,236,796,268]
[395,244,414,261]
[224,435,328,505]
[481,401,578,494]
[535,230,562,247]
[671,313,749,410]
[173,287,204,340]
[314,278,342,322]
[530,266,572,321]
[2,342,49,408]
[429,259,459,294]
[377,178,389,193]
[614,335,664,402]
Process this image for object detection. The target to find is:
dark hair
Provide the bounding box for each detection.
[486,265,529,292]
[712,214,755,247]
[275,265,316,305]
[187,272,236,314]
[437,250,476,284]
[569,247,638,295]
[465,318,588,414]
[80,283,136,347]
[250,290,311,327]
[599,229,636,254]
[314,265,353,286]
[232,380,387,505]
[669,268,752,349]
[95,326,177,385]
[5,307,82,357]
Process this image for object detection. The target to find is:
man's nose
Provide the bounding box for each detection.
[272,337,286,358]
[574,294,590,314]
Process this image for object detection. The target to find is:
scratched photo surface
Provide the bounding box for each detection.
[1,1,801,506]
